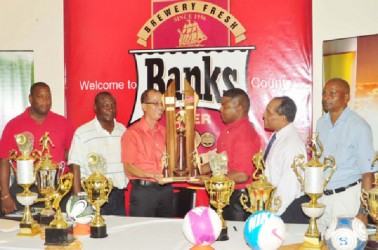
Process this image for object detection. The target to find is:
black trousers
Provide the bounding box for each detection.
[129,181,174,218]
[280,195,310,224]
[221,189,250,221]
[100,188,126,216]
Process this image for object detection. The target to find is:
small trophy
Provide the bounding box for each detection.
[205,152,235,241]
[361,170,378,249]
[240,150,281,213]
[81,153,113,238]
[33,132,65,225]
[42,173,75,246]
[174,107,189,177]
[8,132,41,236]
[292,133,336,250]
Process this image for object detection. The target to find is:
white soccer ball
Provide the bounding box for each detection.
[324,217,368,250]
[66,193,95,225]
[244,210,286,250]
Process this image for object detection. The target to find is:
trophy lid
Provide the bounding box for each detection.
[87,153,107,174]
[209,151,228,176]
[249,174,275,190]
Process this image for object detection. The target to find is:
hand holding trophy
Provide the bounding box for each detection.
[8,132,41,236]
[240,150,281,213]
[292,133,336,250]
[205,152,234,241]
[81,153,113,238]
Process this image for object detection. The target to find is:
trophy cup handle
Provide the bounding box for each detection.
[322,155,336,190]
[361,189,369,211]
[8,149,18,175]
[58,161,66,177]
[292,155,306,191]
[105,179,114,200]
[240,193,254,213]
[271,196,282,213]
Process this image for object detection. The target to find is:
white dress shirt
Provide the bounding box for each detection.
[265,123,307,215]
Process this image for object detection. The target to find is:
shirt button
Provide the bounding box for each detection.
[227,131,230,134]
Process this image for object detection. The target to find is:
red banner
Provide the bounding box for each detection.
[65,0,312,149]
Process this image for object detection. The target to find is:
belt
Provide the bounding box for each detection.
[131,179,161,187]
[324,179,361,196]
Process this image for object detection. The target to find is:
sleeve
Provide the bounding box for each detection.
[356,123,377,174]
[0,122,17,158]
[67,132,89,175]
[64,119,75,152]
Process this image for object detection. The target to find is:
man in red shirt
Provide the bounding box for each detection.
[0,82,74,215]
[121,89,174,217]
[200,88,260,221]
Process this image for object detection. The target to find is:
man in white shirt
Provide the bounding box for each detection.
[68,92,128,215]
[263,96,309,223]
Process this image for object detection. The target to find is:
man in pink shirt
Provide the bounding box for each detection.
[0,82,74,215]
[121,89,174,217]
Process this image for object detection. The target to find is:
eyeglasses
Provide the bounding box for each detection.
[144,102,164,107]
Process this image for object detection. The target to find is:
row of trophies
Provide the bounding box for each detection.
[9,132,112,246]
[205,133,378,250]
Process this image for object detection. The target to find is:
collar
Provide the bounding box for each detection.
[275,122,295,139]
[325,106,350,126]
[139,116,162,133]
[94,117,116,134]
[224,116,249,130]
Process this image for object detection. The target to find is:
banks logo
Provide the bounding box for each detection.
[130,0,255,124]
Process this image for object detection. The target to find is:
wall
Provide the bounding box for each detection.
[313,0,378,149]
[1,0,378,147]
[0,0,64,115]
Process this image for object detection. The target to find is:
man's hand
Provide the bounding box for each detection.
[356,212,369,225]
[1,195,17,214]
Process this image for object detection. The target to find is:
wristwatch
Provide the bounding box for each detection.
[359,207,369,216]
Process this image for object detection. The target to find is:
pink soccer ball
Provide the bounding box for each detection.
[182,206,222,246]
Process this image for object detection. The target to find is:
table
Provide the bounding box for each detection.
[0,216,310,250]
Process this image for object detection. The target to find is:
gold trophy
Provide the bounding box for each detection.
[174,107,189,177]
[205,152,235,241]
[40,173,74,246]
[81,153,114,238]
[240,150,281,213]
[8,132,41,236]
[33,132,65,225]
[292,133,336,250]
[361,166,378,249]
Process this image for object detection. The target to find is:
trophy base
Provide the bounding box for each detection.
[299,235,324,250]
[45,225,74,246]
[216,228,229,241]
[365,235,378,250]
[39,214,55,226]
[173,169,189,177]
[17,222,41,236]
[90,225,107,238]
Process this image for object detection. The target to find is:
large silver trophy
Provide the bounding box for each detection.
[81,153,113,238]
[8,132,41,236]
[292,133,336,250]
[205,152,234,241]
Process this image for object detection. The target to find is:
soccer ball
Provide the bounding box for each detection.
[182,206,222,246]
[66,193,95,225]
[244,210,286,250]
[324,217,368,250]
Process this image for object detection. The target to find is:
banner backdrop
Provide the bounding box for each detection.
[65,0,312,151]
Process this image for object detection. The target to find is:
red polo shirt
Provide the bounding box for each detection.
[121,116,166,181]
[0,107,74,171]
[217,117,260,189]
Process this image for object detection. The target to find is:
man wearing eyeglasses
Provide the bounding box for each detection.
[121,89,174,218]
